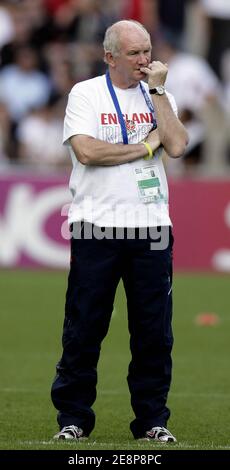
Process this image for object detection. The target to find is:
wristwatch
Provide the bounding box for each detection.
[149,85,165,95]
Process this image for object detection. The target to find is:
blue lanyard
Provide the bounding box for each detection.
[106,70,156,145]
[139,82,155,115]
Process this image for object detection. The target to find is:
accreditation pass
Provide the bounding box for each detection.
[134,165,161,203]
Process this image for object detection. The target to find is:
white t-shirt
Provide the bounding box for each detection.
[63,74,177,227]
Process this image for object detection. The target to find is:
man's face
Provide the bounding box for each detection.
[113,29,152,87]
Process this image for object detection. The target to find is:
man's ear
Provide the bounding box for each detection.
[105,52,116,67]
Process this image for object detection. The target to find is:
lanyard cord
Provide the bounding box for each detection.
[106,70,157,145]
[106,70,129,144]
[139,82,154,115]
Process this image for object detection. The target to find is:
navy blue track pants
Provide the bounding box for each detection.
[51,224,174,438]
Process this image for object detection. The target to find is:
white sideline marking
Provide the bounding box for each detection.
[18,441,54,446]
[17,440,97,446]
[15,441,230,450]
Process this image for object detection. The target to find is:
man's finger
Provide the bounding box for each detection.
[140,66,150,73]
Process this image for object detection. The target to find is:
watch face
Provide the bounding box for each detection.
[149,86,165,95]
[157,86,165,95]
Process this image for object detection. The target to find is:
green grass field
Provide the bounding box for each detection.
[0,270,230,450]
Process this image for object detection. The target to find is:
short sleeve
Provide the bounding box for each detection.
[63,86,98,144]
[166,91,178,117]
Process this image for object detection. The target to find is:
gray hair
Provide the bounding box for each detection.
[103,20,150,60]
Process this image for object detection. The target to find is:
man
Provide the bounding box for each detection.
[51,20,188,443]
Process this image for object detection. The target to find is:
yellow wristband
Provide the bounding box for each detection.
[142,141,153,160]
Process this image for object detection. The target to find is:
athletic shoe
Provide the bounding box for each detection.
[53,425,86,440]
[141,426,176,442]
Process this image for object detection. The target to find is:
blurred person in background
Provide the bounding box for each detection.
[51,19,188,442]
[0,1,15,52]
[0,1,39,67]
[0,45,52,124]
[16,97,69,168]
[220,49,230,162]
[0,44,52,160]
[198,0,230,166]
[155,34,227,175]
[199,0,230,79]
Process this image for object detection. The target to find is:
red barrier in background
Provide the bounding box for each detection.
[170,179,230,272]
[0,172,229,271]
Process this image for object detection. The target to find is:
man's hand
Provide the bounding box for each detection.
[140,62,188,157]
[140,61,168,89]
